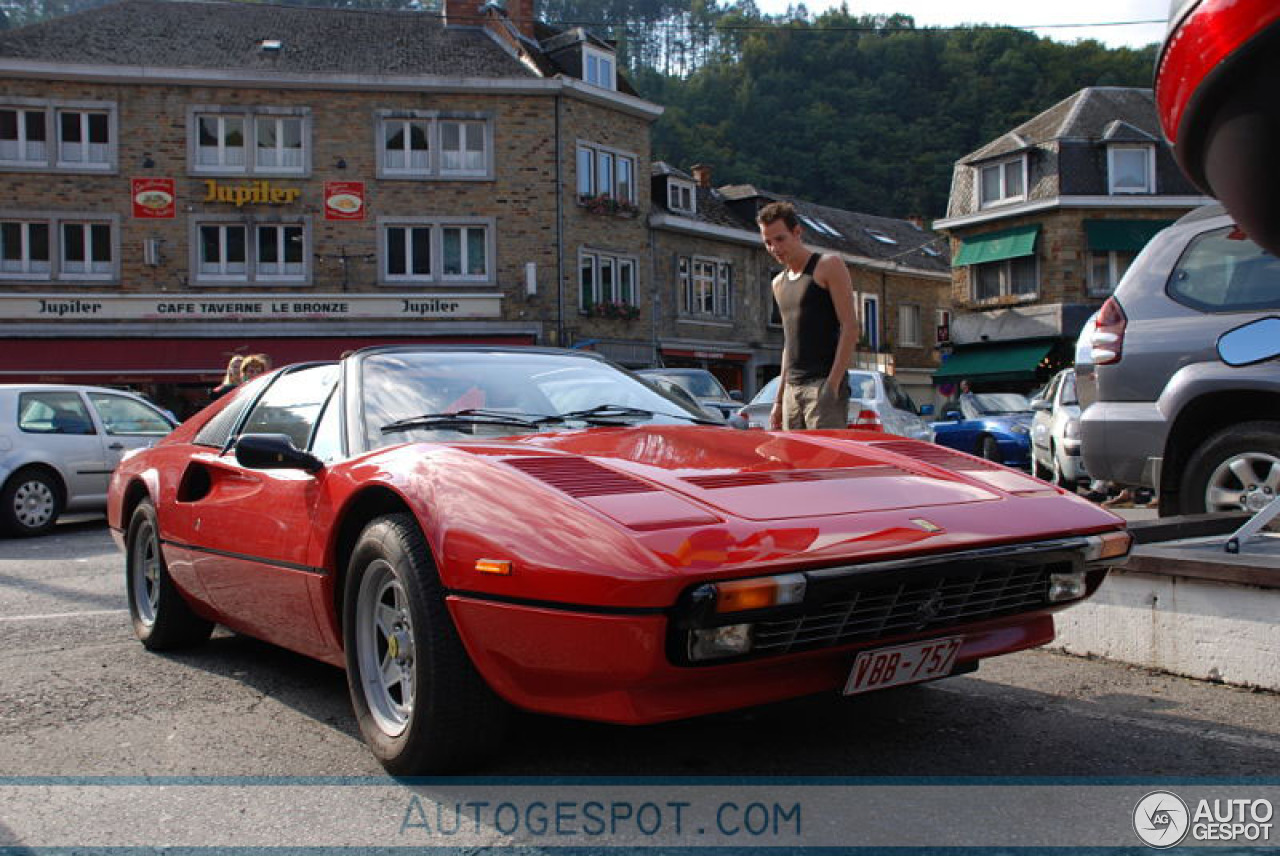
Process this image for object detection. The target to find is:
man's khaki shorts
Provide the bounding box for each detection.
[782,376,849,429]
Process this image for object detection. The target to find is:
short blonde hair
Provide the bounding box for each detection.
[240,354,270,376]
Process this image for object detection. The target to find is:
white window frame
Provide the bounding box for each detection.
[677,254,732,320]
[375,111,493,180]
[376,216,495,286]
[0,105,48,166]
[1087,249,1137,297]
[0,211,119,282]
[381,222,434,284]
[187,106,311,176]
[254,115,307,174]
[0,98,117,173]
[898,303,921,348]
[189,215,311,285]
[583,45,617,90]
[59,221,115,279]
[576,141,638,204]
[972,256,1039,303]
[579,248,639,310]
[976,155,1027,209]
[667,180,695,215]
[1107,144,1156,194]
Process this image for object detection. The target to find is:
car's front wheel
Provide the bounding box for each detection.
[1180,421,1280,514]
[0,467,62,537]
[343,513,508,775]
[126,499,214,650]
[978,435,1001,462]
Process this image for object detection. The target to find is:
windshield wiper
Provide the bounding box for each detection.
[546,404,721,426]
[381,409,542,435]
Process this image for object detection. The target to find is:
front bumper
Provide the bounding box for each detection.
[447,536,1122,724]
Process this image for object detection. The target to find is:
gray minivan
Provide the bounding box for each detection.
[1078,204,1280,515]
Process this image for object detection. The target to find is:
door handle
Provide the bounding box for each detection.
[108,442,125,450]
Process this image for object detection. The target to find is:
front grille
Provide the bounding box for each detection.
[749,559,1068,656]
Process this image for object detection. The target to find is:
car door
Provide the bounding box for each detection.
[1031,372,1061,461]
[186,364,340,658]
[15,389,110,507]
[84,391,175,472]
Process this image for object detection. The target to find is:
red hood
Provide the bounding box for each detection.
[496,426,1005,521]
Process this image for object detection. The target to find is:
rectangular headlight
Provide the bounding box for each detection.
[1048,570,1087,602]
[689,623,753,661]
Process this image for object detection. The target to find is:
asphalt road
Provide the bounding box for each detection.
[2,518,1279,849]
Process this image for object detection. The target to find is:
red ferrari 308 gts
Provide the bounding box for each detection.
[109,346,1130,773]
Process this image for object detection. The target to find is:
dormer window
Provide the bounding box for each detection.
[668,179,695,215]
[583,45,616,91]
[977,155,1026,208]
[1108,145,1155,194]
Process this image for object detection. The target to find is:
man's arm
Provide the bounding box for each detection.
[769,277,789,429]
[815,255,859,394]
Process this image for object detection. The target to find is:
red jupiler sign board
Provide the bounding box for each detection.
[324,182,365,221]
[131,178,176,219]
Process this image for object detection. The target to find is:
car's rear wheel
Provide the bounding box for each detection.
[978,435,1001,462]
[1180,421,1280,514]
[343,513,508,774]
[126,499,214,650]
[1,467,62,537]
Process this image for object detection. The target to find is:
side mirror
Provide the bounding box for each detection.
[1031,399,1052,411]
[919,404,934,416]
[729,390,743,402]
[235,433,324,474]
[1218,317,1280,367]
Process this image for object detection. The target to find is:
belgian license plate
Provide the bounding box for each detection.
[843,636,964,695]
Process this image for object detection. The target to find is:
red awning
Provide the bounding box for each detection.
[0,335,536,384]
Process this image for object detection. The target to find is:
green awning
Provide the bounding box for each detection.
[1085,219,1174,253]
[951,225,1040,268]
[933,341,1053,384]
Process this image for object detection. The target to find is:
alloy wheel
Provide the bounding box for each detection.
[355,559,416,737]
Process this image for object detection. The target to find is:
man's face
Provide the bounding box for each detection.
[760,219,803,266]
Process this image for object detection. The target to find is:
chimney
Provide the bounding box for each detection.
[691,163,712,189]
[504,0,536,40]
[443,0,483,28]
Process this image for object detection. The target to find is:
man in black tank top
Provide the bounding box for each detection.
[757,201,860,429]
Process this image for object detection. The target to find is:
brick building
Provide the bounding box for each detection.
[0,0,659,416]
[649,163,952,405]
[933,87,1211,393]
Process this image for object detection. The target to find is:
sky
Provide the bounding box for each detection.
[750,0,1171,49]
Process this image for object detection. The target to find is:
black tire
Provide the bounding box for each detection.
[125,499,214,650]
[343,513,508,775]
[1,467,63,537]
[1179,421,1280,515]
[978,435,1001,462]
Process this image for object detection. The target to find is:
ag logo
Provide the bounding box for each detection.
[1134,791,1190,848]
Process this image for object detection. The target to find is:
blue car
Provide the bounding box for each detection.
[931,393,1034,467]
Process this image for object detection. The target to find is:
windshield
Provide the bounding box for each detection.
[961,393,1032,418]
[658,371,731,401]
[749,371,877,405]
[361,350,710,449]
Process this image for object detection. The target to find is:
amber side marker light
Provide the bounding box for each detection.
[1087,531,1133,563]
[714,573,806,614]
[476,559,512,576]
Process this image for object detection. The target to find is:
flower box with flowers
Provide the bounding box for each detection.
[578,193,640,218]
[588,301,641,321]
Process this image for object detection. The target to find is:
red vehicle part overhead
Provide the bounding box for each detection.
[1155,0,1280,255]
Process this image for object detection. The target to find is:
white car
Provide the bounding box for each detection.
[737,370,933,441]
[1030,368,1087,488]
[0,385,177,536]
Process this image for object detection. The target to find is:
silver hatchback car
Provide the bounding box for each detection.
[0,385,176,536]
